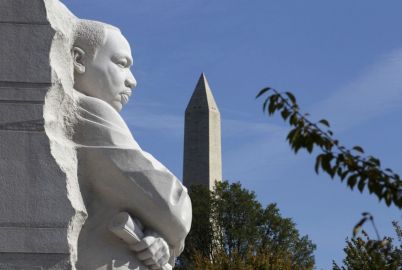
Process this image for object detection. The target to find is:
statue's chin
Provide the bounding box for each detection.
[110,101,123,112]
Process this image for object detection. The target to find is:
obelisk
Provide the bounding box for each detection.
[183,73,222,190]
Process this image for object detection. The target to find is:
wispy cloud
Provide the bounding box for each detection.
[311,49,402,131]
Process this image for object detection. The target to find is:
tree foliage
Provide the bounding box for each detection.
[332,221,402,270]
[180,184,214,261]
[256,87,402,208]
[177,181,316,270]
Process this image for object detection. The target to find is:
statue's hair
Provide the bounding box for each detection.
[72,19,121,59]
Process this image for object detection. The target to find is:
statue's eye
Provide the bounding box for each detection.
[112,55,133,68]
[116,58,128,68]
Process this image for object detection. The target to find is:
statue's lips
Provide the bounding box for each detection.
[120,90,132,104]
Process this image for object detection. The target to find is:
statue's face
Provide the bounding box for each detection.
[79,29,137,112]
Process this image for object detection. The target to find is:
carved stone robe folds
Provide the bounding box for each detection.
[73,91,192,270]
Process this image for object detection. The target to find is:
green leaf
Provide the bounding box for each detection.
[329,162,339,178]
[340,170,349,181]
[290,128,302,145]
[285,92,296,104]
[347,174,358,189]
[353,216,368,238]
[315,154,324,174]
[256,87,271,99]
[281,108,291,120]
[385,192,392,206]
[358,178,366,193]
[321,153,333,174]
[306,138,314,153]
[286,128,298,143]
[290,113,298,126]
[323,138,334,151]
[318,119,330,127]
[276,101,284,111]
[262,98,269,113]
[337,167,344,178]
[352,146,365,154]
[292,132,304,153]
[268,98,276,115]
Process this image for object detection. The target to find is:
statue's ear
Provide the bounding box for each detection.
[72,46,86,74]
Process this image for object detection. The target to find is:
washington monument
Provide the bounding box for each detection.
[183,73,222,190]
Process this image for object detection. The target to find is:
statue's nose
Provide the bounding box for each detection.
[125,72,137,89]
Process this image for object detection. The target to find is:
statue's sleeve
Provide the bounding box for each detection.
[81,146,192,256]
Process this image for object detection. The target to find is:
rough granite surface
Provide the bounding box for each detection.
[0,0,82,269]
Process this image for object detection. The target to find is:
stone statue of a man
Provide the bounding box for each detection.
[70,19,192,270]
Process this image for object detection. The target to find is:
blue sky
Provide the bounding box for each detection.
[63,1,402,268]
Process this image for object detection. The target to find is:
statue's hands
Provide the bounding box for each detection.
[130,233,171,270]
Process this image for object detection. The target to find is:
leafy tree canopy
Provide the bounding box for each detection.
[333,221,402,270]
[177,181,316,270]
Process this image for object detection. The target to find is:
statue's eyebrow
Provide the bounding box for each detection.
[112,54,133,67]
